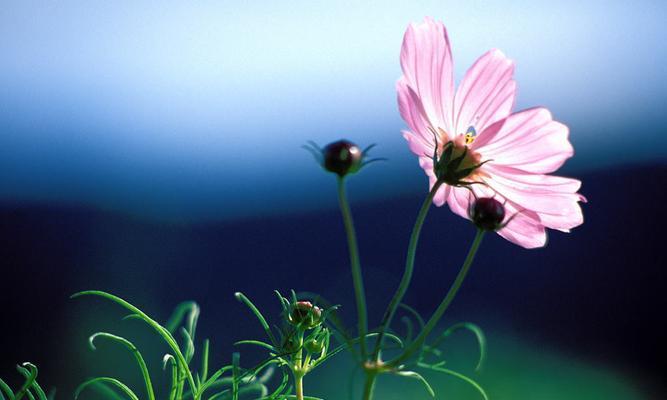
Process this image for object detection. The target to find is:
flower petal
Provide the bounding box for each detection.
[400,17,455,132]
[419,157,449,206]
[477,108,573,174]
[398,78,436,145]
[447,185,548,248]
[497,206,547,249]
[447,186,473,219]
[482,165,585,232]
[454,49,516,136]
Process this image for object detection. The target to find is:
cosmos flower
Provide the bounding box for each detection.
[398,17,585,248]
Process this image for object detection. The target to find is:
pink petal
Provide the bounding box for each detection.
[482,165,585,231]
[398,78,436,145]
[400,17,455,132]
[477,108,573,174]
[430,174,450,207]
[419,157,449,206]
[497,206,547,249]
[447,186,473,219]
[454,49,516,136]
[402,130,432,158]
[448,185,548,248]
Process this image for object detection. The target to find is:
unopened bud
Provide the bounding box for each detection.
[470,197,506,231]
[288,301,323,329]
[323,140,362,177]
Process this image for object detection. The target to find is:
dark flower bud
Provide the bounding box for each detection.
[323,140,362,177]
[281,335,300,353]
[470,197,506,231]
[288,301,323,329]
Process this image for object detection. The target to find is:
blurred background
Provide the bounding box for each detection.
[1,1,665,399]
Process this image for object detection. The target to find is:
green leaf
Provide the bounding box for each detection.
[71,291,197,396]
[0,378,15,400]
[232,352,240,400]
[13,363,37,400]
[432,322,487,372]
[162,355,179,400]
[16,364,46,400]
[235,292,278,347]
[89,332,155,400]
[197,366,233,397]
[207,382,269,400]
[394,370,435,397]
[417,362,489,400]
[201,339,210,383]
[180,328,196,364]
[165,301,200,335]
[398,303,425,329]
[75,377,138,400]
[234,340,276,351]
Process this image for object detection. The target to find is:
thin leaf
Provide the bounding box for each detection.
[180,328,196,364]
[418,363,489,400]
[398,303,425,331]
[197,366,233,397]
[165,301,200,335]
[432,322,487,372]
[234,340,276,351]
[234,292,277,346]
[394,370,435,397]
[162,355,179,400]
[207,383,268,400]
[14,363,37,400]
[16,364,46,400]
[75,377,138,400]
[89,333,155,400]
[231,353,240,400]
[0,379,14,400]
[71,291,197,396]
[201,339,210,383]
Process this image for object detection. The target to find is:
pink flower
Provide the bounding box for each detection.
[398,17,585,248]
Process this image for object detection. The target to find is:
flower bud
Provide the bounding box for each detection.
[288,301,323,329]
[470,197,506,231]
[304,338,325,354]
[323,140,362,177]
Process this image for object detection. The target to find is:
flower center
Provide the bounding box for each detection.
[431,126,483,186]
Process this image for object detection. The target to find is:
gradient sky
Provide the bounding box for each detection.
[1,1,666,221]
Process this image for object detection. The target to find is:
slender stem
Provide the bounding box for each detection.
[362,372,377,400]
[295,374,305,400]
[371,181,444,360]
[388,228,485,367]
[337,176,369,358]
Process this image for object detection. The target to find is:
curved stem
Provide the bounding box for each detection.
[337,176,369,358]
[371,181,444,361]
[388,228,485,367]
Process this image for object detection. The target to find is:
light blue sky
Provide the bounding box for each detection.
[1,1,665,220]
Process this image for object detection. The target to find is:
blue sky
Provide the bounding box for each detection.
[1,1,666,221]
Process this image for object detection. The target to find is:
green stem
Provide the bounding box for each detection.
[295,374,304,400]
[388,228,485,367]
[337,176,369,358]
[362,372,377,400]
[371,181,444,361]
